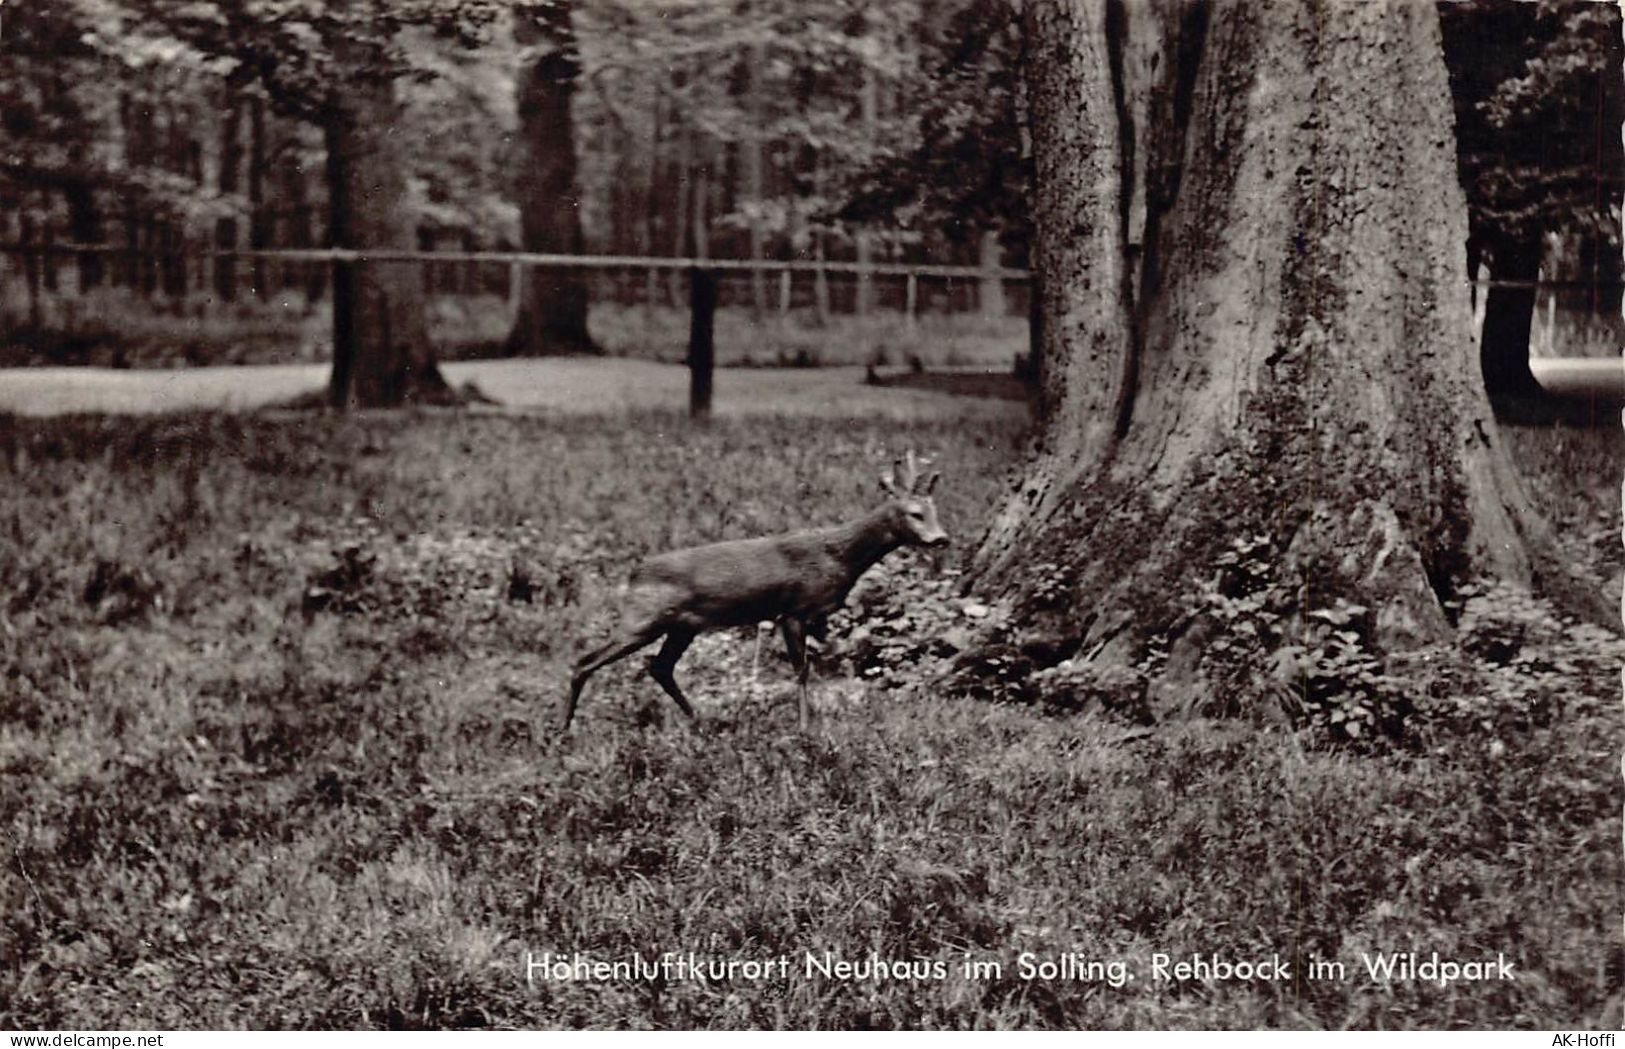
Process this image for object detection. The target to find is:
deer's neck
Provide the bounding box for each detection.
[828,506,903,578]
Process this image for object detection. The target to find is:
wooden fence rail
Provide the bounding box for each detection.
[4,240,1621,288]
[0,241,1032,280]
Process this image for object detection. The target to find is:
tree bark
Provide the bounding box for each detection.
[323,65,453,409]
[504,0,596,356]
[970,0,1604,715]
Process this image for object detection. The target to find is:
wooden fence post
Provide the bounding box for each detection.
[330,256,357,409]
[689,265,716,421]
[905,272,918,334]
[508,260,523,319]
[778,268,791,331]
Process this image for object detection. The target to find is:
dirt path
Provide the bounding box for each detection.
[0,358,1025,421]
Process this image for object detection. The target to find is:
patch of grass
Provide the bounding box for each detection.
[1501,422,1624,588]
[587,302,1026,370]
[0,408,1618,1028]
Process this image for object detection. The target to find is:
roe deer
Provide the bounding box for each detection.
[564,451,948,732]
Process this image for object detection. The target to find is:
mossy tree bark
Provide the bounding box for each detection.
[503,0,597,357]
[970,0,1603,712]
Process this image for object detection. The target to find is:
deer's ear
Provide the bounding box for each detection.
[923,472,939,495]
[879,472,898,495]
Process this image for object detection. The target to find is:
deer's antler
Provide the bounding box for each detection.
[898,451,920,494]
[884,449,939,495]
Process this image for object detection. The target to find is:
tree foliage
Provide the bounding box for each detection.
[1441,0,1623,253]
[839,0,1029,257]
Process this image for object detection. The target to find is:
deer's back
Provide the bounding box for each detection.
[629,531,854,629]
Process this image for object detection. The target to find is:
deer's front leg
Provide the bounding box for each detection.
[648,627,698,722]
[780,616,811,731]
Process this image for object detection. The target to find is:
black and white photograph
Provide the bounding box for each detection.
[0,0,1621,1032]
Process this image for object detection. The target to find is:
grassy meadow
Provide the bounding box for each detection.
[0,375,1620,1029]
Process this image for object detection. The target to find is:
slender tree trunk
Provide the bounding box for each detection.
[140,217,158,298]
[50,74,101,293]
[691,139,711,261]
[20,213,41,335]
[504,0,596,356]
[854,232,875,317]
[854,52,879,318]
[970,0,1603,719]
[642,78,662,321]
[812,231,831,326]
[323,65,453,408]
[605,94,636,267]
[1477,232,1549,422]
[669,114,693,305]
[160,219,184,299]
[248,96,269,299]
[120,200,138,289]
[744,38,768,323]
[63,181,102,293]
[977,229,1006,319]
[287,179,323,307]
[41,219,58,296]
[214,96,243,302]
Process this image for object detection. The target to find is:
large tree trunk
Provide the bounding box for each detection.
[503,0,596,357]
[970,0,1603,717]
[323,65,453,409]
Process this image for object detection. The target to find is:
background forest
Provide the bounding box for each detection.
[1,0,1620,392]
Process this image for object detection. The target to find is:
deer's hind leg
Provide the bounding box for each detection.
[780,617,812,731]
[648,627,698,721]
[563,622,666,731]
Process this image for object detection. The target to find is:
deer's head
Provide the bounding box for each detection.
[879,450,949,548]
